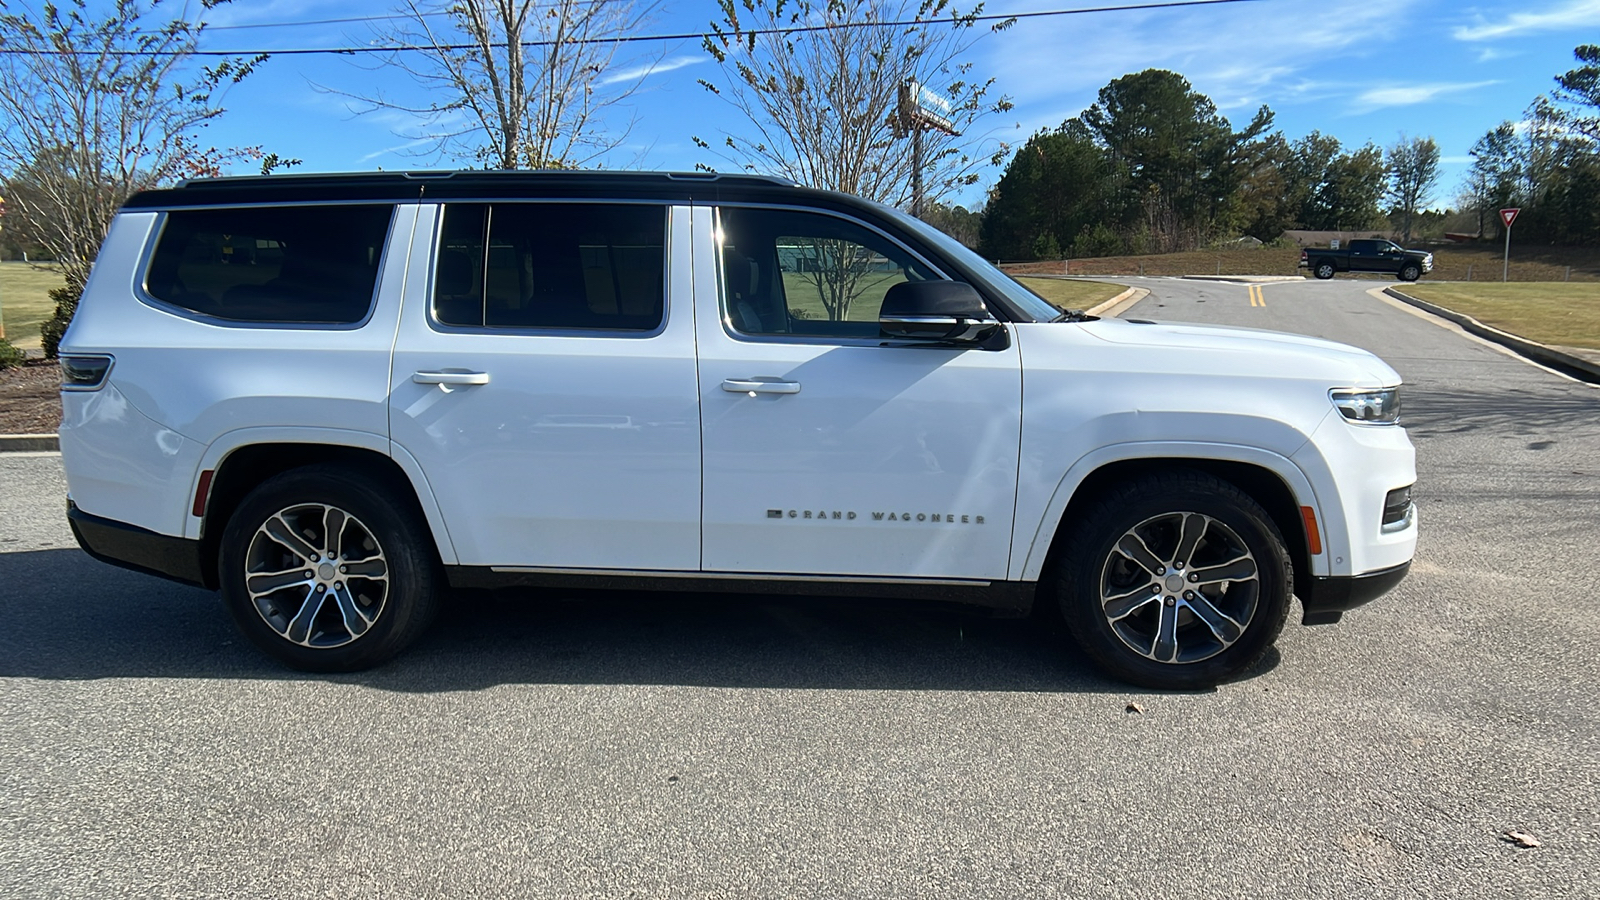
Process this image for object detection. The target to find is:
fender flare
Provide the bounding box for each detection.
[182,426,460,565]
[1014,441,1340,582]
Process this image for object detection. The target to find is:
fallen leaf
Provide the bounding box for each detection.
[1502,829,1540,848]
[1125,702,1145,714]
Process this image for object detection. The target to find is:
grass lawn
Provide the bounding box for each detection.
[0,263,65,350]
[1402,283,1600,350]
[1014,277,1127,311]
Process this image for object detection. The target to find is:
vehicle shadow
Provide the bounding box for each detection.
[0,548,1260,694]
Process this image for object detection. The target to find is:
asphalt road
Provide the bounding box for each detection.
[2,277,1597,898]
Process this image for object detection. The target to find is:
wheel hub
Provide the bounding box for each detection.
[243,503,390,649]
[1099,511,1261,665]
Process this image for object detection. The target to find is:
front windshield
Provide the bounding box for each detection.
[885,206,1064,323]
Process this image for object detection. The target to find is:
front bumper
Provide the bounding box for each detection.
[68,499,210,588]
[1298,560,1411,625]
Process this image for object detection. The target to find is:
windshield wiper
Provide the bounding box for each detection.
[1051,308,1093,323]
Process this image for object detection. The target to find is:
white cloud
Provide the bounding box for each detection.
[597,55,707,87]
[1351,81,1499,111]
[980,0,1423,136]
[1452,0,1600,41]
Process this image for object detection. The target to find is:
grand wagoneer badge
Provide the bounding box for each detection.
[767,509,985,524]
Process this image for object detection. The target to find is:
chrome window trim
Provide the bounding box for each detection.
[708,201,992,349]
[489,565,991,587]
[422,200,673,340]
[134,204,398,332]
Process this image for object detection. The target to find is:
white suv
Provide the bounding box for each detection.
[58,172,1417,689]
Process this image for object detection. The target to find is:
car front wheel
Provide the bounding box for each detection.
[218,465,441,672]
[1398,263,1421,282]
[1055,471,1292,689]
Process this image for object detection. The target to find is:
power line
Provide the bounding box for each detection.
[0,0,1263,57]
[200,13,445,32]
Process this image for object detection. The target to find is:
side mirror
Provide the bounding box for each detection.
[879,281,1000,343]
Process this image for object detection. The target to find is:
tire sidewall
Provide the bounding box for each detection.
[218,467,439,672]
[1399,264,1420,282]
[1315,261,1335,279]
[1059,477,1292,690]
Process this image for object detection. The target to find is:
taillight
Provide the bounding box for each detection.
[60,355,114,391]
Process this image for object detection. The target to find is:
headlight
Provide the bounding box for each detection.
[1330,387,1400,424]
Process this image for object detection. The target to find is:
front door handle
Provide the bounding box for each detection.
[722,378,801,395]
[413,370,490,386]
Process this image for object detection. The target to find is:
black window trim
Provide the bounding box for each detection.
[423,199,674,340]
[710,202,990,350]
[135,203,400,331]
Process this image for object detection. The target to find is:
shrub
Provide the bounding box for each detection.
[0,336,24,370]
[40,281,82,359]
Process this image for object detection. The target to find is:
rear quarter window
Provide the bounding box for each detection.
[143,205,394,324]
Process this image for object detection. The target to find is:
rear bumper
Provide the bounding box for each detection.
[1298,560,1410,625]
[68,500,211,588]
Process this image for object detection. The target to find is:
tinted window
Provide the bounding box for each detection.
[717,207,941,340]
[1350,240,1379,254]
[145,205,393,323]
[433,203,665,331]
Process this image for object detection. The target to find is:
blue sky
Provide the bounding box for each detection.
[171,0,1600,208]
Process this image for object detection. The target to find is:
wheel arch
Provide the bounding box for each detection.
[189,430,459,588]
[1020,445,1327,591]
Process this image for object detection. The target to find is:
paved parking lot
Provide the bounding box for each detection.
[2,278,1597,898]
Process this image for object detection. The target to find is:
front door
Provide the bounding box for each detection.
[692,204,1023,581]
[389,202,701,570]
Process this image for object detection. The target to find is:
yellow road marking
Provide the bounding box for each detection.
[1248,284,1266,307]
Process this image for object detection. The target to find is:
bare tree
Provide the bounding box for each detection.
[696,0,1014,208]
[344,0,659,169]
[1385,134,1440,244]
[0,0,275,354]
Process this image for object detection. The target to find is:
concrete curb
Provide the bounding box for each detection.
[1384,287,1600,384]
[1181,275,1306,283]
[0,433,59,452]
[1087,286,1150,318]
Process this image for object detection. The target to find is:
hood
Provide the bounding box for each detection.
[1068,317,1402,386]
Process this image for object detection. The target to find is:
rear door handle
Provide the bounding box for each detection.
[413,370,490,386]
[721,378,801,395]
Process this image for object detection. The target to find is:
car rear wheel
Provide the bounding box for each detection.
[218,465,441,672]
[1314,260,1336,280]
[1055,471,1292,689]
[1398,263,1421,282]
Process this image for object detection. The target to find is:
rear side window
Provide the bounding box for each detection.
[433,203,665,331]
[144,205,394,324]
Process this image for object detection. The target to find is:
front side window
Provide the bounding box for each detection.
[717,206,942,340]
[145,205,393,324]
[433,203,665,331]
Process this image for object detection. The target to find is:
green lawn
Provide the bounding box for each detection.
[1402,283,1600,350]
[1014,277,1128,311]
[0,263,66,349]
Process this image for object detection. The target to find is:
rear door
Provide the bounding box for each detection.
[388,202,702,570]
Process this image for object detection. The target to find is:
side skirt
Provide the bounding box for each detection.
[444,566,1038,616]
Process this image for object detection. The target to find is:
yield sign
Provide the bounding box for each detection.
[1500,208,1520,228]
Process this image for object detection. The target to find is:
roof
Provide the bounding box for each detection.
[120,170,813,210]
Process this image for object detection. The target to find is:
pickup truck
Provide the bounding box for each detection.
[1300,240,1434,281]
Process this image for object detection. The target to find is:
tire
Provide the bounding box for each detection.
[218,464,442,672]
[1398,264,1421,282]
[1055,470,1292,690]
[1313,260,1336,280]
